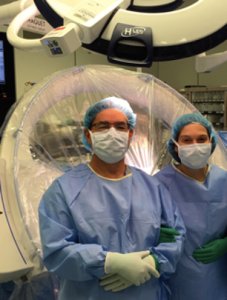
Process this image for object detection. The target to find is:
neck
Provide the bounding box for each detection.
[177,164,209,182]
[89,155,127,179]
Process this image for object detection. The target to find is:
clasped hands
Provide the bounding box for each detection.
[100,250,160,292]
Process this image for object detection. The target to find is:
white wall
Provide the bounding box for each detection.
[76,41,227,91]
[151,41,227,90]
[14,48,75,100]
[0,25,75,100]
[12,40,227,99]
[75,48,137,72]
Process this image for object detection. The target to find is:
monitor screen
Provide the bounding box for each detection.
[0,40,5,84]
[0,32,16,129]
[0,32,15,98]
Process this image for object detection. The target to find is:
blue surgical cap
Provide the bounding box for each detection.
[82,96,137,151]
[167,113,217,162]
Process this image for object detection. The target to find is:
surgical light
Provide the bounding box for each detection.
[2,0,227,69]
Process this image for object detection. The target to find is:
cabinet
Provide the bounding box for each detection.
[179,87,227,130]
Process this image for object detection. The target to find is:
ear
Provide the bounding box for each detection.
[129,129,134,139]
[84,128,92,146]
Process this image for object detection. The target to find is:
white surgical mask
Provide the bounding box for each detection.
[90,127,129,163]
[174,140,212,169]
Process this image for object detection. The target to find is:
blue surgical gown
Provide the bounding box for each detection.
[155,163,227,300]
[39,163,185,300]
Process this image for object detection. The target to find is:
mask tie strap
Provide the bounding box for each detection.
[172,138,180,147]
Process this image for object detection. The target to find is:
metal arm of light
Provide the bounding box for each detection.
[195,51,227,73]
[6,2,43,51]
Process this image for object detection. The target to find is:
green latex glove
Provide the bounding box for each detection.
[193,237,227,264]
[158,226,180,243]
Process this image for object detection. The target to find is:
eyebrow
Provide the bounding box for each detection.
[179,134,208,138]
[94,121,128,125]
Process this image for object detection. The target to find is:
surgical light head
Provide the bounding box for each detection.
[82,96,137,151]
[167,113,217,162]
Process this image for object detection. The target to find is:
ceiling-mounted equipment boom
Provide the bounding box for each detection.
[2,0,227,69]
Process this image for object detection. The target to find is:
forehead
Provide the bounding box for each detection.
[178,123,209,137]
[93,108,127,122]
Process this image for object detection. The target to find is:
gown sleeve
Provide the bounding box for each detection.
[149,182,186,278]
[38,179,107,282]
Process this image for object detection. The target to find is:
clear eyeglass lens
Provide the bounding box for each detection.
[91,122,129,131]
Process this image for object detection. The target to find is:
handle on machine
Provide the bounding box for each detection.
[108,23,153,67]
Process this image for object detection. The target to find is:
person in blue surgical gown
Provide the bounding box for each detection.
[155,113,227,300]
[38,96,185,300]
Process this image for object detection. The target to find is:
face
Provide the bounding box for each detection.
[177,123,210,146]
[85,108,134,145]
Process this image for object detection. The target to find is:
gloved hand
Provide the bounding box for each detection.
[193,237,227,264]
[143,255,160,278]
[159,226,180,243]
[101,254,160,292]
[104,251,158,286]
[100,274,132,292]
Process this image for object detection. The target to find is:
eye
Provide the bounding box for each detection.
[197,137,209,143]
[179,137,192,144]
[115,122,129,131]
[98,123,109,130]
[91,122,110,131]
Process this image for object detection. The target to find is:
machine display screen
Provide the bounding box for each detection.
[0,32,15,97]
[0,32,16,128]
[0,41,5,84]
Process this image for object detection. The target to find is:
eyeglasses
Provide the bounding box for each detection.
[91,121,129,132]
